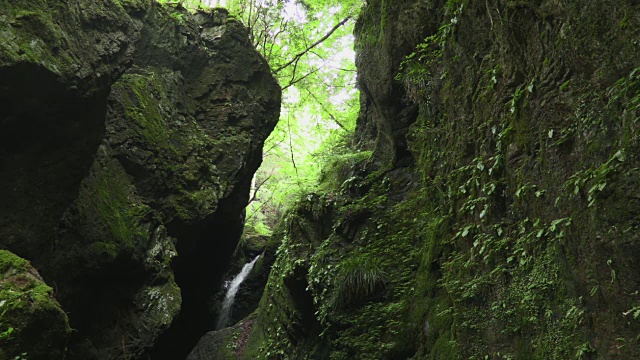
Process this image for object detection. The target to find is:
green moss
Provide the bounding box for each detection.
[87,242,119,262]
[378,0,387,42]
[429,329,459,360]
[318,150,372,192]
[242,317,267,358]
[354,0,381,49]
[0,4,77,74]
[77,159,148,248]
[0,251,28,275]
[172,187,219,221]
[116,72,176,151]
[0,251,70,358]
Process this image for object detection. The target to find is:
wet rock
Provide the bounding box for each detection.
[187,317,256,360]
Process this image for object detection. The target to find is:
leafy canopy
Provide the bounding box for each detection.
[215,0,363,235]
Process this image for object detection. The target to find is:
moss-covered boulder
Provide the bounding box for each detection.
[187,316,257,360]
[0,250,70,360]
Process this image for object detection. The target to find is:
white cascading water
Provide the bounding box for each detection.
[215,255,260,330]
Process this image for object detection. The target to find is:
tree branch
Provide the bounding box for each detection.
[281,67,319,91]
[286,115,299,182]
[272,16,352,74]
[305,88,348,131]
[248,172,274,205]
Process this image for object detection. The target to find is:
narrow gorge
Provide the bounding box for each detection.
[0,1,279,359]
[1,0,640,359]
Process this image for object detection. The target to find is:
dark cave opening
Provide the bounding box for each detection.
[0,63,108,264]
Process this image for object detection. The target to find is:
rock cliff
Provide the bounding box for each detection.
[0,1,280,359]
[222,0,640,359]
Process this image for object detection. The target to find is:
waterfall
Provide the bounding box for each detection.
[215,255,260,330]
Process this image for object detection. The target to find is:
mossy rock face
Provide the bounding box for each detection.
[240,168,424,359]
[0,0,148,274]
[0,250,70,360]
[240,0,640,359]
[54,9,278,359]
[0,1,280,359]
[0,0,149,92]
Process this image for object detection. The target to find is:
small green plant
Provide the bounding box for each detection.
[331,255,388,310]
[508,85,524,114]
[396,2,465,101]
[0,325,14,340]
[170,12,185,22]
[575,342,594,358]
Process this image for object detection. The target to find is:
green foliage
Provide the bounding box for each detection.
[318,148,372,192]
[396,26,445,100]
[221,0,363,235]
[608,67,640,111]
[395,1,464,101]
[156,0,205,11]
[330,256,387,310]
[245,218,273,237]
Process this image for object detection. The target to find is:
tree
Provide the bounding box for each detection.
[224,0,363,235]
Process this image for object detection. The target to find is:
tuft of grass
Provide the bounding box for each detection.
[318,150,372,192]
[331,255,388,310]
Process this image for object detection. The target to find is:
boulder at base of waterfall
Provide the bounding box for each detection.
[187,316,256,360]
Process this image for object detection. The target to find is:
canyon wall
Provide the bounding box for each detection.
[229,0,640,359]
[0,1,280,359]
